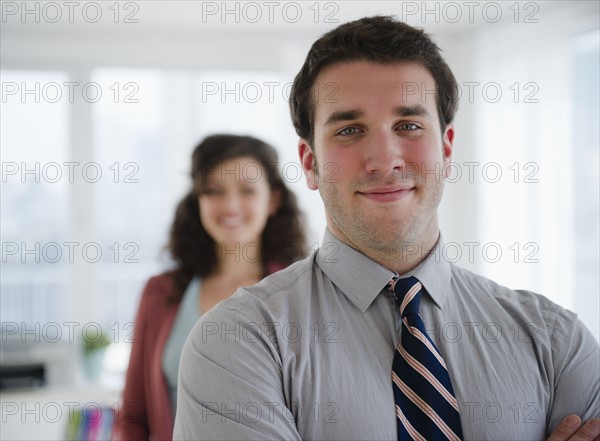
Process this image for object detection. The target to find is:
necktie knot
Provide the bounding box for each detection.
[390,276,421,317]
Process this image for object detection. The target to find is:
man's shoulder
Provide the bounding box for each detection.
[449,263,569,322]
[252,252,317,296]
[447,264,598,370]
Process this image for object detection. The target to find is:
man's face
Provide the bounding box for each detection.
[299,61,454,265]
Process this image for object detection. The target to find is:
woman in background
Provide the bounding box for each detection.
[113,134,306,441]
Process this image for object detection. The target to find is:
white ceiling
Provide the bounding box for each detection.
[1,1,596,70]
[2,1,457,33]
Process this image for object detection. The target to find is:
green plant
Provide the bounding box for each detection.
[82,327,111,353]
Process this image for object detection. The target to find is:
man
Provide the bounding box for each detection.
[174,16,599,440]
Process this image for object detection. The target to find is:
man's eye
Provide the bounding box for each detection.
[337,126,361,136]
[397,123,420,131]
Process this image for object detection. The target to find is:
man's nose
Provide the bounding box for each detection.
[365,131,406,174]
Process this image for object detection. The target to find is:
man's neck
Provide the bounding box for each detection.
[325,225,440,275]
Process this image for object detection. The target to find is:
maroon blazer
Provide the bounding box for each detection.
[113,274,179,441]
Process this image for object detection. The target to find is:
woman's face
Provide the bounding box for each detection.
[199,156,279,250]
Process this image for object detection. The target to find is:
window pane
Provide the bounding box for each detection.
[572,29,600,341]
[91,68,167,328]
[1,70,70,325]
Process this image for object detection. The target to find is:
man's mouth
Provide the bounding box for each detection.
[357,185,415,202]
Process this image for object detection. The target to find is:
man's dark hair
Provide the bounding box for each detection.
[289,15,459,146]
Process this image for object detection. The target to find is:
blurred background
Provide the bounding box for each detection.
[1,1,598,439]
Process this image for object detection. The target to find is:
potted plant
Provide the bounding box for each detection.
[82,327,111,382]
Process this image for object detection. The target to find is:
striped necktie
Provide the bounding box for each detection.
[390,276,463,440]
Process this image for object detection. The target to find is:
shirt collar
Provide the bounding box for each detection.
[398,234,451,310]
[315,228,451,312]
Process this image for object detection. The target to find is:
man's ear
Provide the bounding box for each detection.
[299,139,318,191]
[442,123,455,178]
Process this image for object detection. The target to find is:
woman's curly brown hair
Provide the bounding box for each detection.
[167,134,307,301]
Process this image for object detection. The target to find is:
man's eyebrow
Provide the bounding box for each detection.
[323,105,431,126]
[394,105,431,118]
[324,109,363,126]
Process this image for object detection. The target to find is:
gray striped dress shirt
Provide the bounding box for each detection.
[174,229,599,440]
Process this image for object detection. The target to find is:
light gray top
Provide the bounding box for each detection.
[174,229,599,440]
[163,277,201,418]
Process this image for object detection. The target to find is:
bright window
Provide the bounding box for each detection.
[1,70,70,325]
